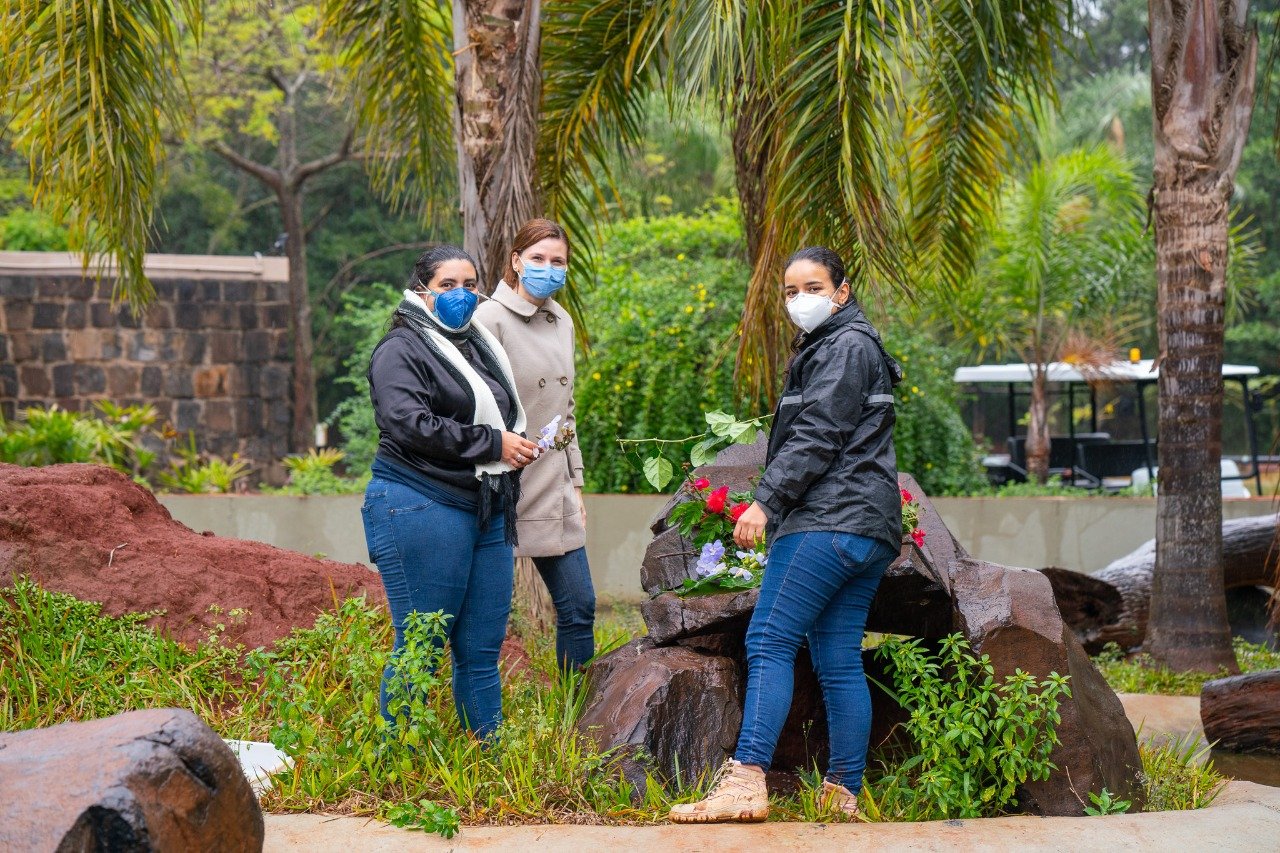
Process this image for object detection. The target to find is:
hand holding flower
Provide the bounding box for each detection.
[732,501,768,549]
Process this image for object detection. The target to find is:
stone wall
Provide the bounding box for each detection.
[0,252,293,483]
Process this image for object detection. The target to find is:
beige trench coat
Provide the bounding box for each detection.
[474,282,587,558]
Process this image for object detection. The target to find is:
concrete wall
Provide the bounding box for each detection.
[157,493,1277,603]
[0,252,294,482]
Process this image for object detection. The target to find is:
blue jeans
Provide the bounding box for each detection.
[734,531,895,792]
[532,547,596,671]
[361,476,514,738]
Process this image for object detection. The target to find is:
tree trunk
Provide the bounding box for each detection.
[1026,365,1051,483]
[452,0,542,291]
[1146,0,1257,672]
[278,186,317,453]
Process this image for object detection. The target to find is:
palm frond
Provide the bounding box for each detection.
[0,0,201,305]
[906,0,1075,299]
[317,0,455,218]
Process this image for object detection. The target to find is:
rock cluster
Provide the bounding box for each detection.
[578,440,1144,815]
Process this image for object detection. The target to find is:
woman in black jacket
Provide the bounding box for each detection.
[360,245,540,738]
[671,246,902,823]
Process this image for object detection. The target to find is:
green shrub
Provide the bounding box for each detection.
[575,205,983,495]
[330,283,400,473]
[0,402,158,478]
[156,433,251,494]
[263,448,369,495]
[867,634,1070,819]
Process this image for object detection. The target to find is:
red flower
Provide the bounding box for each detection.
[729,502,750,522]
[900,488,914,505]
[911,527,926,547]
[705,486,730,514]
[693,478,711,491]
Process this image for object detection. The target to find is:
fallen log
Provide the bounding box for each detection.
[1201,670,1280,753]
[1044,514,1279,653]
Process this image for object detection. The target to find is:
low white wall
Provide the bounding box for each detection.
[158,493,1277,604]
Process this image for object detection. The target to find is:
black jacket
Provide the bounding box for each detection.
[754,301,902,549]
[368,324,514,494]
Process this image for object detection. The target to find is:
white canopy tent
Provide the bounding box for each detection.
[952,359,1264,493]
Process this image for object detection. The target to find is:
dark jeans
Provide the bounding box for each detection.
[532,547,596,671]
[734,530,895,792]
[361,475,514,738]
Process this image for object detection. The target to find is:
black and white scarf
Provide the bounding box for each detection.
[396,290,527,545]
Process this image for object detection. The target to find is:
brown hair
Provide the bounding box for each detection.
[503,218,571,288]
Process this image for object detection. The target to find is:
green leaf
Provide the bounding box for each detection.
[689,437,722,467]
[643,456,674,490]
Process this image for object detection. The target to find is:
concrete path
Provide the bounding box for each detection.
[263,780,1280,852]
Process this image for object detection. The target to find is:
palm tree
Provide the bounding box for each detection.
[1144,0,1258,673]
[538,0,1075,399]
[1,0,1075,420]
[951,139,1150,483]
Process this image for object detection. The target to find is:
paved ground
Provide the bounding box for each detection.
[263,695,1280,852]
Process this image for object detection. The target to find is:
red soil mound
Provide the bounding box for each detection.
[0,463,385,649]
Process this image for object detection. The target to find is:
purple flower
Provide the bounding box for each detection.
[729,565,754,582]
[695,540,727,578]
[537,415,562,452]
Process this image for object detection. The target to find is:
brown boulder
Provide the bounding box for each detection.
[951,558,1144,814]
[578,639,742,786]
[1201,670,1280,753]
[0,463,383,649]
[0,708,263,851]
[641,587,759,645]
[639,526,697,596]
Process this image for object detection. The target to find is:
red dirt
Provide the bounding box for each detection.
[0,463,385,650]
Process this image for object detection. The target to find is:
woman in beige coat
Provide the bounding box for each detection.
[474,218,594,671]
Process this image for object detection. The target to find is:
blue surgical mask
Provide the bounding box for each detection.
[519,262,567,299]
[429,287,479,330]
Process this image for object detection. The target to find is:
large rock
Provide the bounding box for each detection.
[1201,670,1280,753]
[951,559,1145,814]
[578,639,742,786]
[0,708,264,851]
[639,526,698,596]
[642,588,759,645]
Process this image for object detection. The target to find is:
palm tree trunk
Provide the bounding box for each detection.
[1145,0,1257,672]
[452,0,542,291]
[1026,366,1051,484]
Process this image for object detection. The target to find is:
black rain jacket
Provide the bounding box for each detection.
[368,324,515,495]
[754,301,903,549]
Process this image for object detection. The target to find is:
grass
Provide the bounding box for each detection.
[0,578,1238,834]
[1093,638,1280,696]
[1140,735,1228,812]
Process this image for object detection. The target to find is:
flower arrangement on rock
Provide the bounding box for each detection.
[665,478,768,597]
[902,487,926,547]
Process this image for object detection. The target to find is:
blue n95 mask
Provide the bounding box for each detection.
[431,287,479,330]
[520,262,567,299]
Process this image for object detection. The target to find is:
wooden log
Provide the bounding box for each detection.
[1043,514,1279,652]
[1201,670,1280,753]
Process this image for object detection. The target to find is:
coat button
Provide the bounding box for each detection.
[545,313,556,323]
[522,316,531,324]
[538,378,547,388]
[559,376,569,386]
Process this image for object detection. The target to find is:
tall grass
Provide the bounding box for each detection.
[1,578,1236,836]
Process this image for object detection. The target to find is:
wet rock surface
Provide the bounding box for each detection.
[1201,670,1280,754]
[0,708,264,852]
